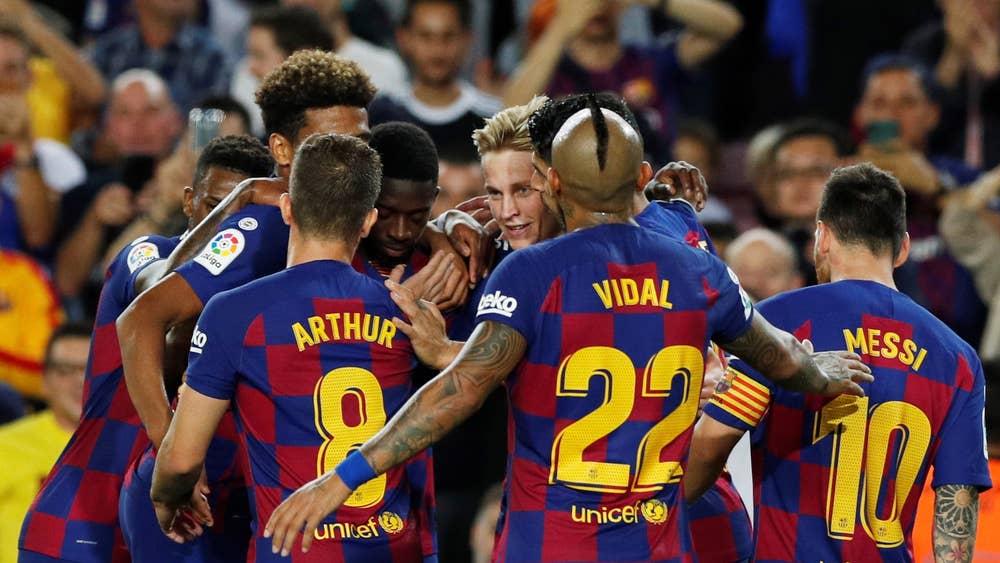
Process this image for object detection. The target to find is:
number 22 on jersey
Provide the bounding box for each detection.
[550,345,704,494]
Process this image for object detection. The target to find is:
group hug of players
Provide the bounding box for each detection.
[15,49,990,563]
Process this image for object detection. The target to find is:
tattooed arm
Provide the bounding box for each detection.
[264,321,526,556]
[933,484,980,563]
[718,314,872,396]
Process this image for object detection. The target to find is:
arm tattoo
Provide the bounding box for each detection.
[720,315,828,394]
[362,321,526,475]
[933,484,979,563]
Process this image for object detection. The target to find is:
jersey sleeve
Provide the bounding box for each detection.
[930,354,993,490]
[105,235,178,304]
[474,249,545,342]
[705,257,755,343]
[184,293,245,401]
[174,205,288,305]
[703,359,776,433]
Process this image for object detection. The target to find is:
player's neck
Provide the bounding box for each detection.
[828,251,897,290]
[565,201,636,232]
[286,233,355,268]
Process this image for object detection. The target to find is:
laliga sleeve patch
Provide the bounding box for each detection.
[126,242,161,273]
[193,229,246,276]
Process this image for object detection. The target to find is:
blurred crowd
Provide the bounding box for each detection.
[0,0,998,561]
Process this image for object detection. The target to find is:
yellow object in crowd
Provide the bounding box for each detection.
[26,58,71,143]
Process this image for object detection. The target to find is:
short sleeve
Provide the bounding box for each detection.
[931,355,993,490]
[474,249,545,342]
[175,205,288,305]
[705,257,755,343]
[184,294,244,401]
[703,360,776,433]
[103,235,178,304]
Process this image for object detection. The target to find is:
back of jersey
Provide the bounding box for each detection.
[704,280,991,563]
[185,260,433,563]
[475,224,754,563]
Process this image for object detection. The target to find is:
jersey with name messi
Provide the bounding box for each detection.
[20,235,179,563]
[703,280,992,563]
[185,260,435,563]
[476,223,754,563]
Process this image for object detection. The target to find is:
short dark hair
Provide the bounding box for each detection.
[675,118,721,168]
[369,122,439,183]
[256,50,376,141]
[194,135,274,187]
[771,117,854,160]
[44,323,92,371]
[192,95,253,135]
[529,93,642,163]
[289,133,382,241]
[861,53,938,102]
[818,163,907,259]
[0,23,28,50]
[250,5,335,55]
[402,0,472,29]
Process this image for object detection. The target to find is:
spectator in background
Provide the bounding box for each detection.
[370,0,501,157]
[281,0,408,98]
[230,5,334,137]
[904,0,1000,169]
[55,70,181,316]
[503,0,742,160]
[87,0,230,112]
[853,54,988,345]
[724,227,803,302]
[672,118,721,183]
[434,140,485,218]
[1,0,106,144]
[939,167,1000,360]
[0,323,88,563]
[0,23,87,255]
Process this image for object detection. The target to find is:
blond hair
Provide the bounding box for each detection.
[473,96,549,156]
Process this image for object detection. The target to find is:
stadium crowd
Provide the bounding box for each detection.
[0,0,997,562]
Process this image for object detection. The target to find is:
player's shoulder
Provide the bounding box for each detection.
[113,234,179,276]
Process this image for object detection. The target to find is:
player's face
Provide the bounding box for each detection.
[772,136,837,223]
[399,2,470,87]
[856,69,939,150]
[43,336,88,426]
[483,149,559,250]
[363,178,438,266]
[247,27,287,81]
[273,106,370,169]
[185,167,252,226]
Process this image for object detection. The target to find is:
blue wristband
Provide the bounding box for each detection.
[336,450,377,490]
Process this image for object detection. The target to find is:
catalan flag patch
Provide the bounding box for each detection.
[709,367,771,427]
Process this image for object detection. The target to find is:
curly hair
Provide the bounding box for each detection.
[194,135,274,186]
[255,50,376,141]
[528,93,641,164]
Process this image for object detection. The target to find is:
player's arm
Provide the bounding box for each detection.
[264,320,525,556]
[151,385,229,542]
[932,484,980,563]
[118,274,204,449]
[684,415,745,503]
[717,314,873,396]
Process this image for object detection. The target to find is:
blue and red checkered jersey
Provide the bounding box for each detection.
[634,200,717,256]
[351,247,430,282]
[20,234,179,563]
[475,223,755,563]
[688,472,753,563]
[703,279,992,563]
[184,259,436,563]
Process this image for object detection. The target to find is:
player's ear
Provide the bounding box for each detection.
[279,192,293,226]
[547,168,562,198]
[637,161,654,191]
[360,207,379,238]
[893,232,911,268]
[182,186,194,218]
[270,133,294,169]
[815,221,832,256]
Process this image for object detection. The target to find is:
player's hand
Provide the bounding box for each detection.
[264,471,352,556]
[643,161,709,211]
[455,195,493,226]
[806,340,874,397]
[386,276,456,370]
[700,346,725,410]
[442,210,494,285]
[422,232,471,310]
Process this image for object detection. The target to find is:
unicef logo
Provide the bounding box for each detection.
[640,499,668,525]
[378,512,405,535]
[210,232,241,257]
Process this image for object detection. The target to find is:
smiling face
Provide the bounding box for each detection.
[482,149,560,250]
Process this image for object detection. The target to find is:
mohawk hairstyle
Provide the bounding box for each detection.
[255,50,376,142]
[587,94,609,171]
[528,92,641,164]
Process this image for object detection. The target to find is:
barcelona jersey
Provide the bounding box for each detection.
[703,280,992,563]
[475,223,754,563]
[184,259,436,562]
[20,235,179,563]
